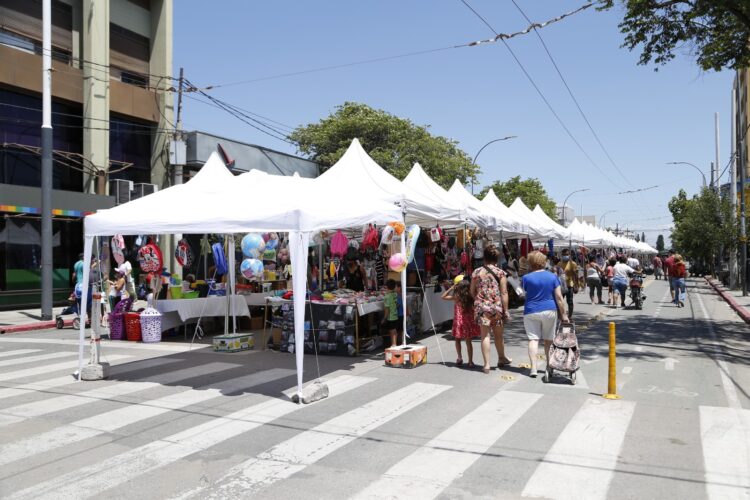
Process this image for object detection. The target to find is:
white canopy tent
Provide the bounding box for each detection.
[531,205,571,241]
[508,198,561,240]
[78,150,402,399]
[479,190,534,238]
[402,163,484,228]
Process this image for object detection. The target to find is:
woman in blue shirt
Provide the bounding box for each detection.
[521,251,569,378]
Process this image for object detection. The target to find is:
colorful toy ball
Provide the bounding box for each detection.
[389,253,407,272]
[241,233,266,258]
[240,258,264,280]
[265,235,279,250]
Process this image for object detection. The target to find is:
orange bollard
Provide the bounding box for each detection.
[603,322,621,400]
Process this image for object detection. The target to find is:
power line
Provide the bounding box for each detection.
[509,0,633,189]
[0,102,162,129]
[456,0,623,190]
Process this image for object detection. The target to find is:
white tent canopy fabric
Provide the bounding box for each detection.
[508,198,560,240]
[78,149,403,399]
[531,205,571,240]
[479,190,532,238]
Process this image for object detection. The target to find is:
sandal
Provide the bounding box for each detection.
[467,361,476,369]
[482,366,491,374]
[456,358,463,366]
[497,357,513,368]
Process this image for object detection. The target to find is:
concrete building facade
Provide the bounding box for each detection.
[0,0,173,308]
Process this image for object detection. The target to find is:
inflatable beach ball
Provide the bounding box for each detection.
[240,258,264,280]
[241,233,266,259]
[389,253,407,273]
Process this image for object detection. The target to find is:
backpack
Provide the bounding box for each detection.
[548,322,580,373]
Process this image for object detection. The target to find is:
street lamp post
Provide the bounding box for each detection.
[599,210,616,228]
[560,188,590,226]
[470,136,517,194]
[667,161,707,188]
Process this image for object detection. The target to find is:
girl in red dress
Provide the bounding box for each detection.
[442,277,480,368]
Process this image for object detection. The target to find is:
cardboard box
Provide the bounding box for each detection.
[271,327,282,345]
[213,333,255,352]
[250,316,264,331]
[384,344,427,368]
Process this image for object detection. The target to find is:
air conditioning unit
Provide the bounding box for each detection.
[109,179,133,205]
[131,183,159,200]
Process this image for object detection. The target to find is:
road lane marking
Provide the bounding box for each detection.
[695,292,741,409]
[622,366,632,375]
[0,355,132,383]
[0,368,294,468]
[0,351,73,369]
[0,357,182,402]
[634,346,644,352]
[176,382,450,500]
[521,398,636,500]
[663,358,678,371]
[0,362,238,427]
[700,405,750,499]
[0,349,41,359]
[7,374,375,500]
[352,390,541,500]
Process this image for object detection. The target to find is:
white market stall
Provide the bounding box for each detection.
[78,146,403,399]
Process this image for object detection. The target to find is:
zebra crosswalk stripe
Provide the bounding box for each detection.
[700,405,750,499]
[521,398,636,500]
[178,382,451,500]
[0,355,132,383]
[0,351,73,369]
[7,374,375,500]
[353,390,542,500]
[0,367,295,468]
[0,357,182,402]
[0,361,239,427]
[0,349,41,359]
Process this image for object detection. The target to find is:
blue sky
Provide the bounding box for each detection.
[174,0,734,244]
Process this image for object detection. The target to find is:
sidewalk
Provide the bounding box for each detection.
[705,277,750,325]
[0,307,70,334]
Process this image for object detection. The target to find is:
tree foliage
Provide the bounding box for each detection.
[599,0,750,71]
[478,176,558,219]
[656,234,666,252]
[288,102,478,189]
[668,188,737,271]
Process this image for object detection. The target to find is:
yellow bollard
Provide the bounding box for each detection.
[603,322,621,400]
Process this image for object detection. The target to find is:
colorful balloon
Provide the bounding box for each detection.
[388,221,405,236]
[241,233,266,258]
[380,225,394,246]
[405,224,420,264]
[240,258,264,280]
[138,243,163,273]
[174,238,193,267]
[389,253,407,272]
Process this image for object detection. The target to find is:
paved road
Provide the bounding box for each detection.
[0,277,747,499]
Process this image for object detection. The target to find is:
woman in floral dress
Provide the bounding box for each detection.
[470,245,512,373]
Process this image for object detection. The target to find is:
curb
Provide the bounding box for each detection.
[705,277,750,325]
[0,319,72,334]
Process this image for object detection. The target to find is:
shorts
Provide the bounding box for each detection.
[523,310,558,341]
[475,310,503,327]
[383,319,399,332]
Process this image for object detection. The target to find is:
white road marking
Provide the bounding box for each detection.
[0,362,238,427]
[695,292,742,409]
[0,337,206,353]
[7,374,375,500]
[177,382,450,500]
[622,366,632,375]
[0,351,73,369]
[0,357,182,402]
[522,398,636,500]
[0,368,294,467]
[700,405,750,499]
[0,355,132,383]
[0,349,41,359]
[353,390,541,500]
[634,346,644,352]
[663,357,678,371]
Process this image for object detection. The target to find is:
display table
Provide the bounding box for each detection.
[242,292,276,307]
[156,295,251,332]
[419,287,454,330]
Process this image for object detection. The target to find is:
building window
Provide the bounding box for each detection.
[0,89,83,191]
[109,116,153,184]
[0,0,73,62]
[110,23,150,86]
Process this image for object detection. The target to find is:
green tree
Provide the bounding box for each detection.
[288,102,478,188]
[599,1,750,71]
[478,176,557,219]
[668,187,737,273]
[656,234,665,252]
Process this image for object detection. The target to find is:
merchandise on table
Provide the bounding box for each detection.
[213,333,255,352]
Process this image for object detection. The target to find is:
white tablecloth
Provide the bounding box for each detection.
[156,295,251,332]
[242,292,275,307]
[420,288,454,331]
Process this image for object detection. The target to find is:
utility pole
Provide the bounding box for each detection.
[730,92,739,289]
[740,89,748,295]
[40,0,53,320]
[169,68,186,272]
